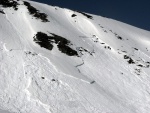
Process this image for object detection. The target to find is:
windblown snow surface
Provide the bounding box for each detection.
[0,0,150,113]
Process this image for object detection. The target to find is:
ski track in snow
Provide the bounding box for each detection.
[5,14,24,51]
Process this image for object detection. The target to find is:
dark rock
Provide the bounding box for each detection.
[0,10,5,14]
[128,58,135,64]
[0,0,19,10]
[100,43,105,44]
[25,51,37,56]
[104,46,111,50]
[34,32,78,56]
[77,11,93,19]
[76,47,94,56]
[34,32,53,50]
[117,36,122,40]
[124,55,129,59]
[71,14,77,17]
[24,1,49,22]
[51,79,55,81]
[41,77,45,79]
[114,33,123,40]
[137,64,143,67]
[134,48,138,51]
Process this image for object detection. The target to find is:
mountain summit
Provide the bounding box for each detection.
[0,0,150,113]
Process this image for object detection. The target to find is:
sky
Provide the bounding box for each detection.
[32,0,150,31]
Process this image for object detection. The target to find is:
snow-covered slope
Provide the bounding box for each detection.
[0,0,150,113]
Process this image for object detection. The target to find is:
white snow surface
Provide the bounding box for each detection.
[0,0,150,113]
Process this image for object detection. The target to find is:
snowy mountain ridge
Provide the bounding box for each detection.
[0,0,150,113]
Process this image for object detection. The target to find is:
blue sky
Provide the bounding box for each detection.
[33,0,150,31]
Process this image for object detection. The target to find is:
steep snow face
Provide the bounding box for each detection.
[1,0,150,113]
